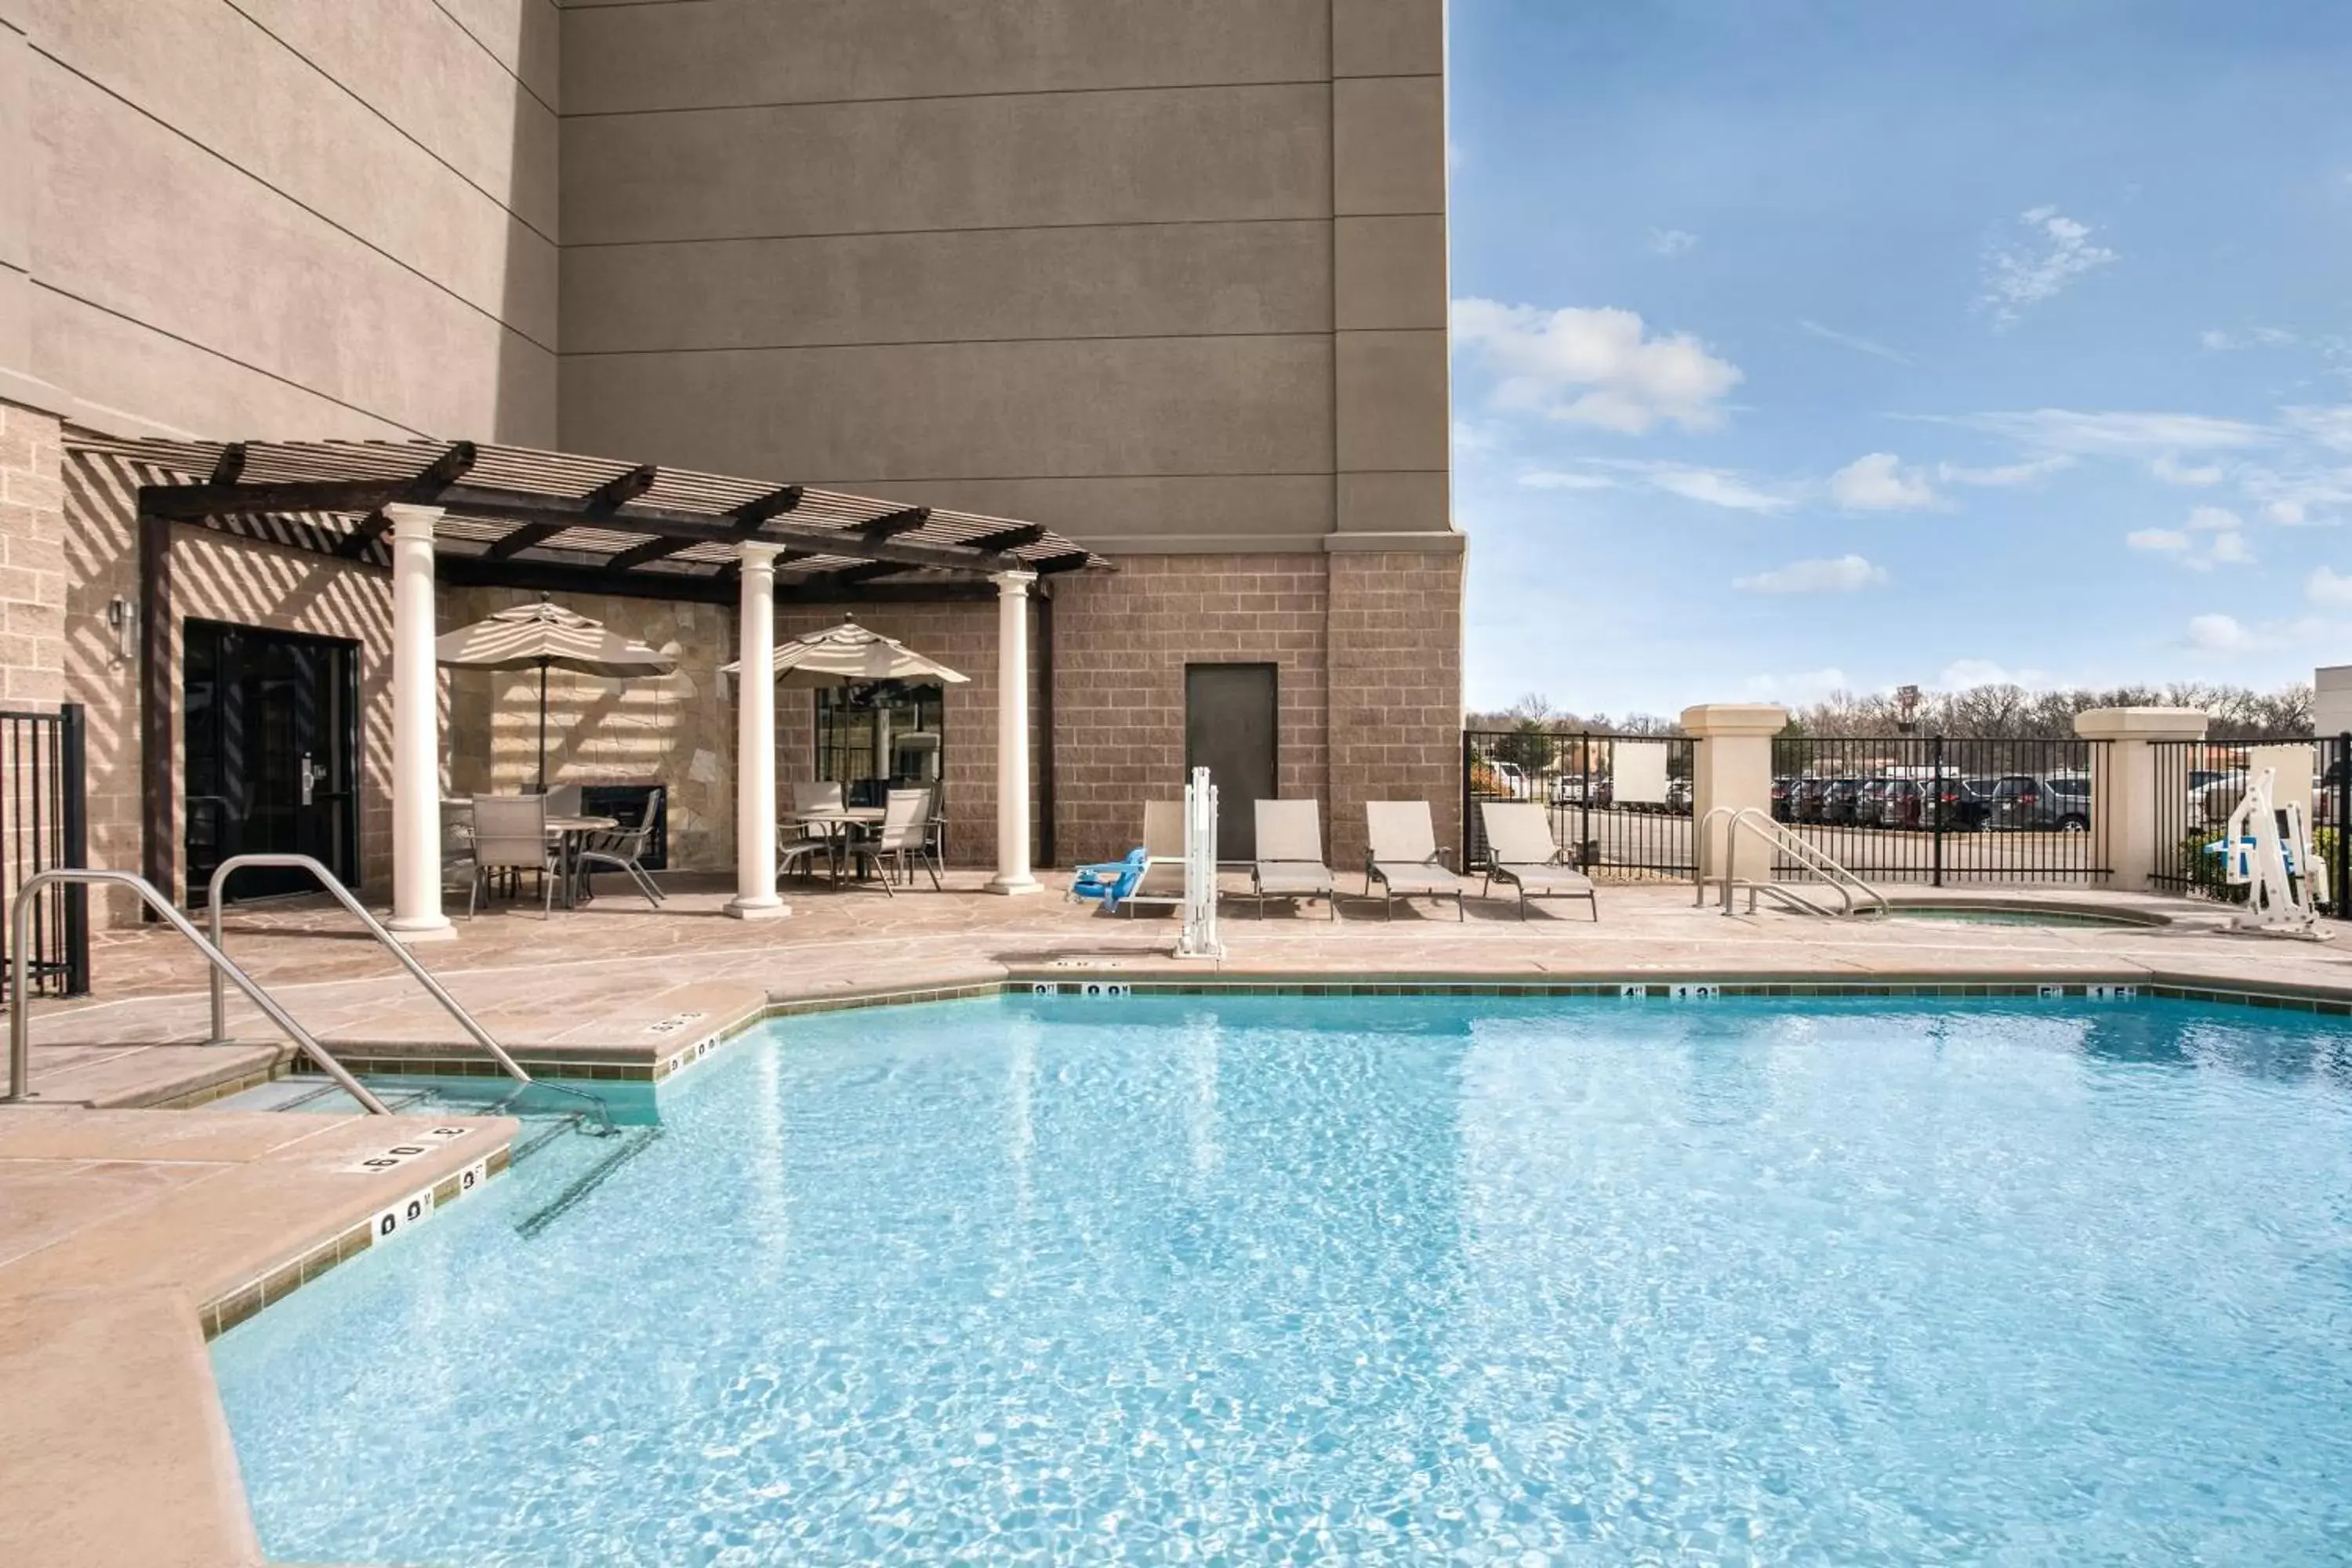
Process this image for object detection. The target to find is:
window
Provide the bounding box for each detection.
[814,681,944,809]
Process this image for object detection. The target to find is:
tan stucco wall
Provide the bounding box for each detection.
[557,0,1453,557]
[9,0,557,444]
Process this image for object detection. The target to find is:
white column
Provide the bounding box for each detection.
[986,569,1043,895]
[1679,703,1789,884]
[2074,707,2209,890]
[386,504,453,941]
[727,543,786,919]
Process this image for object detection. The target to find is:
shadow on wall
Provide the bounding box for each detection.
[492,0,562,443]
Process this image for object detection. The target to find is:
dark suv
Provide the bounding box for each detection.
[1984,774,2092,831]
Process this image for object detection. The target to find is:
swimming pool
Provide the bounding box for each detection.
[212,995,2352,1565]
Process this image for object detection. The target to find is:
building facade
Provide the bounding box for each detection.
[0,0,1457,923]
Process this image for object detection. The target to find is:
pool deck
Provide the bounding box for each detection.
[7,870,2352,1566]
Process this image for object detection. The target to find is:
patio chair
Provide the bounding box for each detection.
[575,820,665,908]
[1365,800,1465,920]
[1478,801,1598,921]
[1069,848,1147,912]
[1252,799,1337,920]
[779,780,846,884]
[1123,800,1186,916]
[545,783,583,817]
[467,793,561,919]
[792,780,844,816]
[847,787,941,895]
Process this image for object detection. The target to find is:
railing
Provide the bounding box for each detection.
[0,705,88,998]
[5,868,388,1113]
[2151,735,2347,912]
[205,853,612,1133]
[1465,729,1696,879]
[1697,807,1888,918]
[1766,734,2111,884]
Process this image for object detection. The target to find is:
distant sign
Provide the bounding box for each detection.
[1613,739,1670,807]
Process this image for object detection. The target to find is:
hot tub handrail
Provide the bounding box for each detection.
[1698,807,1887,919]
[5,867,390,1113]
[204,855,613,1136]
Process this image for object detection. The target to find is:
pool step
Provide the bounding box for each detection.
[513,1126,666,1240]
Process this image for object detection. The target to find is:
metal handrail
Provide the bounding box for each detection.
[205,855,613,1134]
[1697,807,1888,918]
[5,868,390,1113]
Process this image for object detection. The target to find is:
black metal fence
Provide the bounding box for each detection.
[1464,730,1697,878]
[0,705,89,998]
[2151,735,2349,911]
[1766,735,2112,884]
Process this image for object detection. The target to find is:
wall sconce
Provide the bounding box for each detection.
[106,597,136,663]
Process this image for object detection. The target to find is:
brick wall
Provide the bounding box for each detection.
[1324,550,1465,870]
[1051,554,1330,867]
[0,401,67,709]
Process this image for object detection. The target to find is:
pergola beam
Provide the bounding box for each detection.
[332,510,392,559]
[959,524,1047,554]
[860,506,930,539]
[208,444,248,486]
[604,535,695,572]
[731,483,804,528]
[437,551,994,606]
[1032,549,1092,575]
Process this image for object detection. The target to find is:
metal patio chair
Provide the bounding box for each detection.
[847,787,942,895]
[467,793,561,919]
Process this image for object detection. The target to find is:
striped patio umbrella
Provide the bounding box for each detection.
[436,597,677,789]
[721,619,969,689]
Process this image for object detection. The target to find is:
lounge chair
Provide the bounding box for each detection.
[1364,800,1465,920]
[1069,848,1146,912]
[1123,800,1186,915]
[1252,799,1337,920]
[1479,801,1598,920]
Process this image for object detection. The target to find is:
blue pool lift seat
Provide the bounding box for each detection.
[1069,848,1147,913]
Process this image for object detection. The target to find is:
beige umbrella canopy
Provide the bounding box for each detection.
[722,619,969,689]
[437,597,678,789]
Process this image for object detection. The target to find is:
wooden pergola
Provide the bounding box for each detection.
[90,435,1105,925]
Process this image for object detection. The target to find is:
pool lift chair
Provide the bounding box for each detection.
[2208,768,2332,941]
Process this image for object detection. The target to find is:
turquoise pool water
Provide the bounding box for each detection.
[212,996,2352,1565]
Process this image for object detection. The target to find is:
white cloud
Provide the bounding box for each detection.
[2127,528,2190,554]
[1797,319,1912,365]
[2187,505,2242,532]
[1937,454,2074,487]
[1517,469,1615,492]
[1450,419,1504,456]
[2151,452,2225,486]
[2201,328,2234,351]
[1983,206,2119,327]
[1899,408,2271,455]
[1742,668,1852,705]
[1829,452,1938,510]
[2203,327,2299,350]
[1450,299,1744,434]
[2187,613,2259,652]
[1646,227,1697,258]
[1733,554,1890,594]
[2207,530,2256,565]
[1939,659,2050,690]
[1584,459,1797,513]
[2285,406,2352,452]
[2309,567,2352,608]
[2131,508,2252,570]
[2237,464,2352,526]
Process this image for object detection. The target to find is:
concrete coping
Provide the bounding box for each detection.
[1679,702,1789,739]
[2072,706,2212,742]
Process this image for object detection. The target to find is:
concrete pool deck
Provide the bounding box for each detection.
[6,871,2352,1566]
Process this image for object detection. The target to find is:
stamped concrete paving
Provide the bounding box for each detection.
[6,869,2351,1566]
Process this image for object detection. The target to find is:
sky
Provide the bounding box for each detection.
[1447,0,2352,717]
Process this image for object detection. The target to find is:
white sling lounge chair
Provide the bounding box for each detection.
[1123,800,1186,916]
[1252,799,1337,919]
[1364,800,1466,920]
[1479,801,1599,920]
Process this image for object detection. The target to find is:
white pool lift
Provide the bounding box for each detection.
[2206,767,2332,940]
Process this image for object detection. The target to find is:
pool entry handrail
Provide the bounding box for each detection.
[204,855,615,1135]
[1697,807,1889,919]
[5,867,390,1113]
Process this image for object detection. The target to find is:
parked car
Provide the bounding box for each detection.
[1853,779,1897,827]
[1552,774,1613,809]
[1819,778,1865,826]
[1665,776,1693,815]
[1770,775,1797,822]
[1791,777,1835,824]
[1984,773,2092,832]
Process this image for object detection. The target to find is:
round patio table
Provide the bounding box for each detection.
[443,798,617,908]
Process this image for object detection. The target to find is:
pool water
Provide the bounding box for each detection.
[212,996,2352,1566]
[1887,906,2159,928]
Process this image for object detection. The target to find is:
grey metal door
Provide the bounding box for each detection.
[1184,663,1277,860]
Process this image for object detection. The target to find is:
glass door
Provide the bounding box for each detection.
[184,620,361,904]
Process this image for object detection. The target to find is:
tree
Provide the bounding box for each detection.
[1491,717,1557,774]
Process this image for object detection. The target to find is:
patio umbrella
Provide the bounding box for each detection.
[721,619,970,688]
[436,597,678,789]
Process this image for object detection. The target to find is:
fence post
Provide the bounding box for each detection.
[58,703,88,996]
[2337,734,2350,917]
[1578,732,1593,870]
[1931,734,1945,889]
[1680,705,1788,881]
[2072,707,2210,891]
[1460,729,1474,868]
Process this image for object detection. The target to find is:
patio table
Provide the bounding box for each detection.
[444,797,616,908]
[786,808,884,887]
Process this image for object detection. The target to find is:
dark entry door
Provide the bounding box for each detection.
[1184,663,1278,860]
[184,620,360,905]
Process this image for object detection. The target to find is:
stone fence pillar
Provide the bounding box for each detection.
[2072,708,2209,891]
[1681,704,1788,882]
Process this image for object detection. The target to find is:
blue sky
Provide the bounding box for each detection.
[1447,0,2352,716]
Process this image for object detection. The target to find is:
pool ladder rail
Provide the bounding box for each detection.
[1696,808,1889,919]
[3,856,612,1135]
